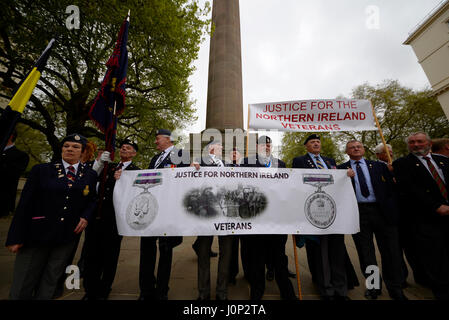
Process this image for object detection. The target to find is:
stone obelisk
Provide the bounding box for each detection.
[205,0,243,130]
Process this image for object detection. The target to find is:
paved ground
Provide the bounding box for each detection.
[0,215,435,301]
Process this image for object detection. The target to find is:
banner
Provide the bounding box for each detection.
[113,167,359,236]
[249,99,377,132]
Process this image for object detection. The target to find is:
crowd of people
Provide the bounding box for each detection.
[2,129,449,300]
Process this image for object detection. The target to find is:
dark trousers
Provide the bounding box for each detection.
[353,203,404,294]
[305,234,348,297]
[241,234,296,300]
[196,235,232,299]
[139,237,175,299]
[83,217,123,298]
[398,224,431,286]
[229,236,248,281]
[410,222,449,299]
[10,240,76,300]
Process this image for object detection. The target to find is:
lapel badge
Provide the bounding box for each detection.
[416,163,420,167]
[83,185,89,196]
[58,174,64,178]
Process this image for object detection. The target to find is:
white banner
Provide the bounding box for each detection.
[113,167,359,236]
[249,99,377,132]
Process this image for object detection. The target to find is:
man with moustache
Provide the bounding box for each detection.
[393,132,449,300]
[138,129,189,300]
[82,139,140,300]
[191,140,233,300]
[339,140,407,300]
[240,135,296,300]
[292,134,356,300]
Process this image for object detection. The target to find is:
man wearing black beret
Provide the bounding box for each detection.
[82,139,140,300]
[240,135,297,300]
[292,134,357,300]
[138,129,190,300]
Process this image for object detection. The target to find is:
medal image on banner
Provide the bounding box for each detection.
[126,172,162,230]
[303,174,336,229]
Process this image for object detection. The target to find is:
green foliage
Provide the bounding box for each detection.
[280,80,449,164]
[336,80,449,159]
[280,132,345,167]
[0,0,211,167]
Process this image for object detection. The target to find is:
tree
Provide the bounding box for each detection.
[0,0,211,167]
[280,132,345,168]
[336,80,449,159]
[280,80,449,163]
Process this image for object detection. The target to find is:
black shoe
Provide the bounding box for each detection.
[364,289,378,300]
[228,277,236,285]
[81,293,97,300]
[216,295,228,300]
[210,250,218,257]
[192,243,199,256]
[197,295,210,301]
[287,269,296,278]
[320,295,333,301]
[388,290,408,301]
[266,269,274,281]
[333,295,351,301]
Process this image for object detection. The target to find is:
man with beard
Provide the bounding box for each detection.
[393,132,449,300]
[240,135,296,300]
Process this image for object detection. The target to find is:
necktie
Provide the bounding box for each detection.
[67,165,76,187]
[315,156,324,169]
[355,161,370,198]
[116,162,124,171]
[423,156,448,200]
[154,152,165,168]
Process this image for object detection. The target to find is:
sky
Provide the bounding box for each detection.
[186,0,445,145]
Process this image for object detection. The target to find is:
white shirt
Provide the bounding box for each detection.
[155,145,174,168]
[62,159,80,174]
[117,160,132,170]
[209,154,224,167]
[416,153,446,184]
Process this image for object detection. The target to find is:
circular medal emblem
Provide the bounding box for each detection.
[304,192,336,229]
[126,192,158,230]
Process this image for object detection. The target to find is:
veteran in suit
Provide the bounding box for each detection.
[191,140,233,300]
[240,135,296,300]
[339,140,407,300]
[0,129,29,217]
[393,132,449,300]
[138,129,188,300]
[82,139,140,300]
[6,134,97,300]
[292,134,357,300]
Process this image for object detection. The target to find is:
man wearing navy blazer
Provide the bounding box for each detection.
[393,132,449,300]
[138,129,189,300]
[240,135,296,300]
[338,140,407,300]
[0,130,29,217]
[292,134,356,300]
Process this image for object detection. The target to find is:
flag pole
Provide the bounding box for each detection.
[291,236,302,300]
[370,101,392,164]
[246,104,250,157]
